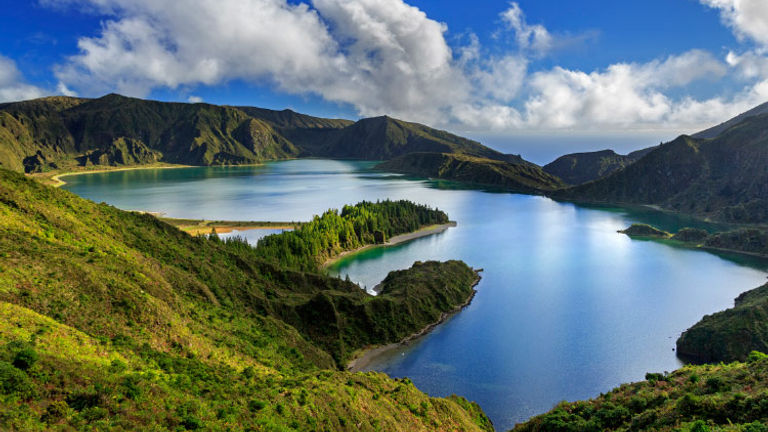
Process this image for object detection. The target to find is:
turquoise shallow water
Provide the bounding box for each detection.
[62,160,768,430]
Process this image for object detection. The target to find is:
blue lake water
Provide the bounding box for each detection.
[62,159,768,431]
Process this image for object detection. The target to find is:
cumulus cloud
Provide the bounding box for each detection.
[499,2,552,53]
[187,95,203,103]
[523,50,738,130]
[0,55,46,102]
[43,0,768,133]
[702,0,768,47]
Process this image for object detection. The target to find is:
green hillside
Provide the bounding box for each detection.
[513,352,768,432]
[299,116,511,161]
[555,113,768,223]
[0,94,518,176]
[0,168,491,431]
[377,152,565,193]
[677,284,768,363]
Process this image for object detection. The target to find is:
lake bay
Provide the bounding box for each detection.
[62,159,768,430]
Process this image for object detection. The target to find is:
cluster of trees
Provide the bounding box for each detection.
[253,200,448,271]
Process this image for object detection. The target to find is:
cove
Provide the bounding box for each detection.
[62,159,768,431]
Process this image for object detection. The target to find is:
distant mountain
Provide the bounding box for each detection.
[0,94,303,171]
[295,115,511,161]
[543,147,656,185]
[0,94,511,173]
[693,101,768,139]
[554,111,768,223]
[377,152,565,193]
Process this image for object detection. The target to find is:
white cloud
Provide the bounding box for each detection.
[522,51,753,131]
[187,95,203,103]
[499,2,552,53]
[702,0,768,47]
[43,0,768,134]
[0,55,46,102]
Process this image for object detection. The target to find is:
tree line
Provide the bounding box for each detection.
[251,200,448,271]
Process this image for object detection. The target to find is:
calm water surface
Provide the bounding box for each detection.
[63,160,768,431]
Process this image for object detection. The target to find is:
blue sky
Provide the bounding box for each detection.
[1,0,767,162]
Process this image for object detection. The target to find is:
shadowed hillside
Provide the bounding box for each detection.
[543,147,656,185]
[555,112,768,223]
[377,152,565,193]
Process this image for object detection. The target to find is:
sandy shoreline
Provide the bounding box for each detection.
[38,163,195,187]
[346,271,482,372]
[323,221,457,268]
[160,218,300,235]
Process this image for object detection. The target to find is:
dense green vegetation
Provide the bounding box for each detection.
[376,152,565,193]
[514,352,768,431]
[543,148,655,186]
[705,229,768,257]
[291,260,480,369]
[677,284,768,363]
[620,223,768,258]
[0,94,515,174]
[0,168,492,431]
[253,200,449,271]
[556,111,768,223]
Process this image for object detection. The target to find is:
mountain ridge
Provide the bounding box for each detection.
[0,93,517,175]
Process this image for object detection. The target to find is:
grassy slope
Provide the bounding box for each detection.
[514,353,768,432]
[377,152,565,193]
[0,168,492,431]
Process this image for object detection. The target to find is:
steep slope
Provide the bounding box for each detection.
[514,353,768,432]
[377,152,565,193]
[300,116,511,161]
[677,283,768,363]
[0,168,492,431]
[693,101,768,139]
[555,114,768,223]
[543,150,636,185]
[0,95,513,176]
[0,94,301,171]
[543,147,657,185]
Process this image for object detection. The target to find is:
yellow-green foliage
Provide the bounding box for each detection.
[514,354,768,432]
[0,168,492,431]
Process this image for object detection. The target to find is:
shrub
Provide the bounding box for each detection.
[747,351,768,363]
[645,372,666,383]
[5,341,38,371]
[248,399,266,412]
[43,400,69,422]
[705,376,728,393]
[180,415,203,430]
[744,421,768,432]
[66,390,104,411]
[690,420,710,432]
[0,361,35,398]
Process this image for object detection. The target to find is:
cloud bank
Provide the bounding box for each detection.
[37,0,768,133]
